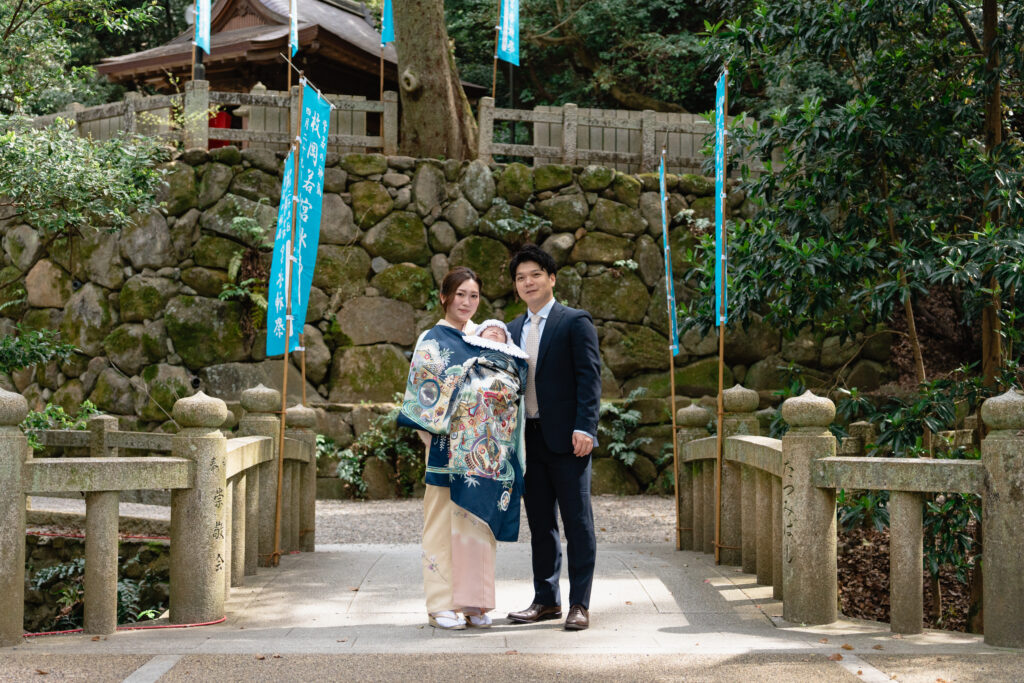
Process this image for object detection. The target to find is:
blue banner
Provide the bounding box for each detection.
[381,0,394,45]
[290,0,298,56]
[659,156,680,356]
[289,84,331,350]
[497,0,519,66]
[267,149,296,357]
[194,0,210,55]
[714,71,728,327]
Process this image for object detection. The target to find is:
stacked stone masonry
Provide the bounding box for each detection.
[0,148,899,496]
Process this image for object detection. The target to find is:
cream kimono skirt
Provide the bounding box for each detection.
[421,435,497,614]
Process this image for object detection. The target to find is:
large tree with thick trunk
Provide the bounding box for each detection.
[392,0,478,159]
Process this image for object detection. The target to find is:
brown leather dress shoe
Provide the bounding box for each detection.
[507,603,562,623]
[564,604,589,631]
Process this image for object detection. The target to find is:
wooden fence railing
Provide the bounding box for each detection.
[0,384,316,645]
[478,96,759,174]
[32,84,747,174]
[678,384,1024,648]
[32,81,399,156]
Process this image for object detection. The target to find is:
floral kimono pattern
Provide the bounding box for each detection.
[398,325,527,542]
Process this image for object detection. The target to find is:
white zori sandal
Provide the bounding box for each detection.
[428,610,466,630]
[464,611,492,628]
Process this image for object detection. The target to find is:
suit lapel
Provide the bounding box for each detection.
[508,314,526,349]
[536,302,565,373]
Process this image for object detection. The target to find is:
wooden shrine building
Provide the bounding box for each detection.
[97,0,398,97]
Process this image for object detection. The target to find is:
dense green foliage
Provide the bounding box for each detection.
[686,1,1024,380]
[0,115,168,238]
[21,400,100,450]
[446,0,719,112]
[0,325,76,375]
[0,0,168,114]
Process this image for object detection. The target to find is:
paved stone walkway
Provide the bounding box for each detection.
[8,499,1021,681]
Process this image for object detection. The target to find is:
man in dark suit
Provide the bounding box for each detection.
[505,244,602,631]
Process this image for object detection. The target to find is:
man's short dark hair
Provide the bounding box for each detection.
[509,244,557,278]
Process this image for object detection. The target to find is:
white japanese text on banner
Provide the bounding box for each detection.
[288,84,331,350]
[714,71,728,327]
[497,0,519,66]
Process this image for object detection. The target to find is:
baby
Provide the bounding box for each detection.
[465,319,528,360]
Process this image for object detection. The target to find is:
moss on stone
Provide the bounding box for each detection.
[164,296,249,370]
[157,162,197,217]
[591,458,640,495]
[569,233,633,264]
[361,211,431,265]
[371,264,434,308]
[448,236,512,299]
[496,163,534,206]
[689,196,715,221]
[554,266,582,307]
[589,198,645,236]
[533,164,574,192]
[580,271,650,324]
[478,200,548,245]
[612,173,642,208]
[328,344,408,402]
[313,245,371,297]
[579,166,615,192]
[0,265,28,317]
[535,194,588,231]
[341,153,388,177]
[229,168,281,204]
[678,174,714,196]
[120,276,176,323]
[350,181,395,228]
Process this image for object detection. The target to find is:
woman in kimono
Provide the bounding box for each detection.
[399,268,528,630]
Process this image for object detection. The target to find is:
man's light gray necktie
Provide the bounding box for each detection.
[525,314,541,417]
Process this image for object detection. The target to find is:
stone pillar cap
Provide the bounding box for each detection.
[285,404,317,429]
[173,391,228,428]
[240,383,281,413]
[0,387,28,426]
[723,384,759,413]
[677,403,711,428]
[781,390,835,428]
[980,388,1024,431]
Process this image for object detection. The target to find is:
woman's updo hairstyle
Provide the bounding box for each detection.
[439,267,482,312]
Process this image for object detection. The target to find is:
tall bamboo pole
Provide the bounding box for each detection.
[714,74,728,566]
[491,3,501,99]
[273,77,305,567]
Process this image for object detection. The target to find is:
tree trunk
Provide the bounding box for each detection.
[392,0,478,159]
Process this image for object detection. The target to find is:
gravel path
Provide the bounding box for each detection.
[28,494,678,545]
[315,494,677,545]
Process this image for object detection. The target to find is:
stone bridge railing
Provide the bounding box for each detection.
[678,384,1024,649]
[0,384,316,647]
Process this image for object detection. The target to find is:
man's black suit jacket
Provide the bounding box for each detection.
[508,301,602,455]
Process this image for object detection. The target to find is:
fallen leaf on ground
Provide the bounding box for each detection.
[625,601,633,605]
[272,654,282,659]
[827,654,844,661]
[892,633,904,639]
[337,639,347,642]
[255,655,265,660]
[505,650,518,655]
[841,644,854,650]
[35,670,48,676]
[819,638,829,643]
[872,645,884,650]
[349,587,359,591]
[600,527,606,532]
[857,670,863,676]
[91,636,100,642]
